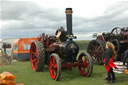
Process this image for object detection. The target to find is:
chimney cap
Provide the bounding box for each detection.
[66,8,72,10]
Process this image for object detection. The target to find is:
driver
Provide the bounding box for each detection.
[56,27,67,43]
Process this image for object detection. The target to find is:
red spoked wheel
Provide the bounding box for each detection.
[30,42,38,71]
[30,41,45,72]
[87,40,105,65]
[49,53,61,81]
[78,51,93,77]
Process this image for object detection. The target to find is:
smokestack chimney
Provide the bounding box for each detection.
[65,8,73,35]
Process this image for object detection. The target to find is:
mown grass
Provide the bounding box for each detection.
[0,60,128,85]
[76,40,90,50]
[0,40,128,85]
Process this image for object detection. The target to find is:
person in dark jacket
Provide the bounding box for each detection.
[122,49,128,69]
[103,42,117,84]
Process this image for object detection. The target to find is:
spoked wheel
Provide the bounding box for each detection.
[111,27,121,37]
[87,40,105,64]
[49,53,61,81]
[111,39,120,53]
[30,41,45,72]
[78,51,93,77]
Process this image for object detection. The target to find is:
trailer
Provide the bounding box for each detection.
[12,38,38,60]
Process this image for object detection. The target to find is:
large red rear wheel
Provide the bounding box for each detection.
[30,41,45,72]
[49,53,61,81]
[78,51,93,77]
[87,40,105,64]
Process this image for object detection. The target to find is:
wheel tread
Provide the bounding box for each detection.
[32,41,45,72]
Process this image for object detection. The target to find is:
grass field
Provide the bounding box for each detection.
[0,41,128,85]
[76,40,90,50]
[0,60,128,85]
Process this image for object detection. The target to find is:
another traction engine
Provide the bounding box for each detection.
[87,27,128,64]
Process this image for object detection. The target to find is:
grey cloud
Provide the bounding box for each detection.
[1,1,65,21]
[1,1,66,31]
[1,1,33,20]
[1,1,128,40]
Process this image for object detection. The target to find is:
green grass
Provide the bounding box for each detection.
[0,49,127,85]
[76,40,90,50]
[0,61,128,85]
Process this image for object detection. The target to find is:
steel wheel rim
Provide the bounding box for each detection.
[49,56,57,79]
[111,39,119,52]
[88,41,103,64]
[78,54,89,76]
[30,43,38,71]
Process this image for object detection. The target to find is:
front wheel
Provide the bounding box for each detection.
[78,51,93,77]
[87,40,105,64]
[49,53,61,81]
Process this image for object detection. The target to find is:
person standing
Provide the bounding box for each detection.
[103,42,118,84]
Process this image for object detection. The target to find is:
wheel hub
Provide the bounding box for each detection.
[51,65,54,70]
[32,55,36,59]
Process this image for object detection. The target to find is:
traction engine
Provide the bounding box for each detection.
[30,8,93,80]
[87,27,128,64]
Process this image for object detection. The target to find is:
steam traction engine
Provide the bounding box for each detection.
[87,27,128,64]
[30,8,93,80]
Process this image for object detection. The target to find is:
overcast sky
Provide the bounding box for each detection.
[0,0,128,40]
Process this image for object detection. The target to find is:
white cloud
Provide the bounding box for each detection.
[75,32,94,40]
[34,0,119,18]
